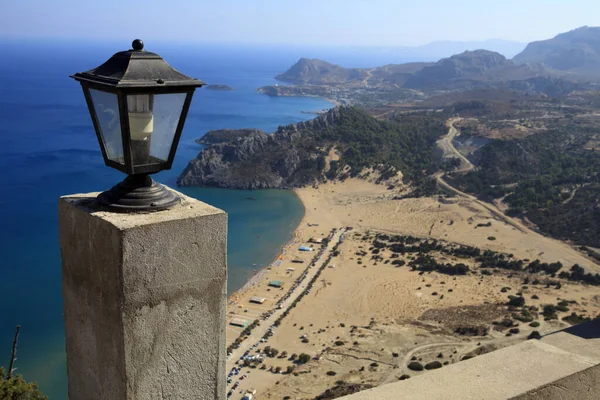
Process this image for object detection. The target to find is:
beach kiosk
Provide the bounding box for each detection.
[230,318,250,328]
[250,296,266,304]
[268,280,283,288]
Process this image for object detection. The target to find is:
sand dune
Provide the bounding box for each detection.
[225,179,600,399]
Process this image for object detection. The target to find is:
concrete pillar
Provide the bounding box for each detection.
[58,189,227,400]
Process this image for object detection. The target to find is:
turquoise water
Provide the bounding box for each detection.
[0,39,330,398]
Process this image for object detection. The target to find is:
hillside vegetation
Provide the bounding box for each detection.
[178,107,447,189]
[450,126,600,247]
[513,26,600,77]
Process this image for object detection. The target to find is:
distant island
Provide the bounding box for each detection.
[206,84,234,91]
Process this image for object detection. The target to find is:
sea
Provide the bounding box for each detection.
[0,38,415,398]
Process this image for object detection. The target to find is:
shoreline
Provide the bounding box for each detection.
[225,175,600,316]
[224,178,600,398]
[227,168,600,304]
[227,189,307,303]
[257,89,341,109]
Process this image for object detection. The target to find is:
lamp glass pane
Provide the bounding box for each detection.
[126,93,187,166]
[89,89,124,164]
[151,92,186,161]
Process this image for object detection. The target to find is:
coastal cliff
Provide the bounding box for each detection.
[177,108,344,189]
[177,106,447,189]
[196,129,264,145]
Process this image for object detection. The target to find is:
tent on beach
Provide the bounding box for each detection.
[230,318,250,328]
[250,296,266,304]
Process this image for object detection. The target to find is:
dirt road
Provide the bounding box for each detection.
[435,118,600,271]
[437,117,474,173]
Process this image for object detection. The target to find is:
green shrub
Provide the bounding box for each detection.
[0,368,47,400]
[562,312,592,325]
[407,362,424,371]
[297,353,311,364]
[507,296,526,307]
[528,331,541,340]
[425,361,443,370]
[542,304,558,320]
[529,321,540,328]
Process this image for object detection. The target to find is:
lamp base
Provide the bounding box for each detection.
[97,174,180,213]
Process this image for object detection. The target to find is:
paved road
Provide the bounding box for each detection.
[226,228,344,371]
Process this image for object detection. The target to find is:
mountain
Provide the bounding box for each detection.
[274,51,560,94]
[404,50,550,90]
[275,58,432,86]
[513,26,600,77]
[275,58,366,85]
[405,39,526,60]
[264,28,600,103]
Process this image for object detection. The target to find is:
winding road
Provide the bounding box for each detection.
[435,118,528,234]
[434,118,600,272]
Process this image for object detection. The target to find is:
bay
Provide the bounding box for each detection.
[0,39,331,398]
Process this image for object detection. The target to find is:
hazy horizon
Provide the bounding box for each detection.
[2,0,599,47]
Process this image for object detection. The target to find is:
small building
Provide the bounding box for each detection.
[286,267,295,272]
[269,280,283,288]
[299,246,312,252]
[230,319,250,328]
[250,296,266,304]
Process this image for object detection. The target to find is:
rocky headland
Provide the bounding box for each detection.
[196,129,264,145]
[177,107,347,189]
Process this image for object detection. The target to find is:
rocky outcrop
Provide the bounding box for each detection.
[178,130,301,189]
[277,106,342,134]
[196,129,264,145]
[176,110,342,189]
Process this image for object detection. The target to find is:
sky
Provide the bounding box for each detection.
[1,0,599,47]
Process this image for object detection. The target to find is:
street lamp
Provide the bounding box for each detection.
[71,39,204,212]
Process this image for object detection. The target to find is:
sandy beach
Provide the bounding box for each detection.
[224,178,600,399]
